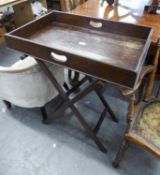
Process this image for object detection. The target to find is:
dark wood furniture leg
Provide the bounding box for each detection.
[3,100,11,109]
[112,93,135,167]
[94,108,107,134]
[2,100,49,123]
[37,60,107,153]
[88,78,118,123]
[95,88,118,123]
[68,70,80,87]
[145,38,160,100]
[3,101,50,123]
[145,0,160,14]
[40,107,48,123]
[67,74,117,124]
[112,140,129,168]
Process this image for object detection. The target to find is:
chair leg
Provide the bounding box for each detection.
[63,82,70,91]
[3,100,11,109]
[112,140,129,168]
[40,107,48,124]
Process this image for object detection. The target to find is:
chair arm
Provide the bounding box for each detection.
[0,56,37,73]
[121,65,155,97]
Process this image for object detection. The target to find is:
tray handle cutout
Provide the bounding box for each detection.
[50,52,67,62]
[89,20,103,28]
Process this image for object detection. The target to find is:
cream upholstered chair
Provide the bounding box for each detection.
[0,56,64,122]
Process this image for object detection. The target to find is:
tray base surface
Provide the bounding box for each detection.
[29,22,145,70]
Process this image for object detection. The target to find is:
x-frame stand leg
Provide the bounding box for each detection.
[52,75,118,135]
[95,86,118,123]
[87,77,118,134]
[36,60,107,153]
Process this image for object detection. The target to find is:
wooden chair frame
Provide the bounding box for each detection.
[145,0,160,14]
[112,38,160,167]
[145,37,160,100]
[112,64,158,167]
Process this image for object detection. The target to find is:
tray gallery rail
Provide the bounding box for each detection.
[5,11,152,89]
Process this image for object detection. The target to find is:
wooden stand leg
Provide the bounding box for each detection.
[94,108,107,134]
[112,140,129,168]
[37,60,107,153]
[70,103,107,152]
[95,88,118,123]
[88,78,118,123]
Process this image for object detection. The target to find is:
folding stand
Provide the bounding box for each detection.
[37,60,118,153]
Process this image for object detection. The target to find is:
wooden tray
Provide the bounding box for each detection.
[5,11,152,88]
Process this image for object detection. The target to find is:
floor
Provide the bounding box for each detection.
[0,44,160,175]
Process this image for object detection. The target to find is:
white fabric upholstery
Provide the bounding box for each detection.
[0,56,64,108]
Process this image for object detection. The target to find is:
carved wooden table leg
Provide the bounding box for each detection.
[145,38,160,101]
